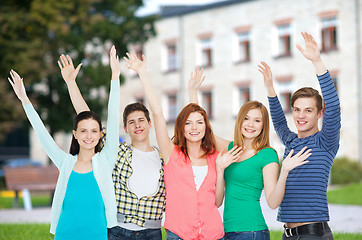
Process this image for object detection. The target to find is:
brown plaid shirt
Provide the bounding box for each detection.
[101,129,166,227]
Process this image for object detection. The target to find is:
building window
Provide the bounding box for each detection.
[233,83,250,117]
[167,94,177,123]
[166,43,177,71]
[237,32,250,62]
[201,91,213,119]
[200,38,213,67]
[277,79,293,113]
[321,17,337,52]
[277,24,291,57]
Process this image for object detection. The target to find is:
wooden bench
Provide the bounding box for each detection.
[3,165,59,210]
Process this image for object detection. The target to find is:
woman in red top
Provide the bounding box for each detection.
[124,52,242,240]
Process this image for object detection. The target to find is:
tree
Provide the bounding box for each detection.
[0,0,156,142]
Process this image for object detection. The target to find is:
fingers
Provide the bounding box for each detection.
[66,55,73,66]
[75,63,83,74]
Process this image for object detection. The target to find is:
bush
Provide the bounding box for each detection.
[331,157,362,184]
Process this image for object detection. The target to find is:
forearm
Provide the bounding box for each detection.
[215,169,225,207]
[266,86,277,98]
[137,69,163,116]
[266,170,288,209]
[189,88,199,104]
[66,81,90,114]
[311,58,327,76]
[20,96,31,105]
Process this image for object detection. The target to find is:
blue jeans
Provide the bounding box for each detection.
[108,226,162,240]
[225,229,270,240]
[166,230,224,240]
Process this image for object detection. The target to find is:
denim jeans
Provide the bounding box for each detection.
[108,226,162,240]
[225,229,270,240]
[166,230,224,240]
[282,228,333,240]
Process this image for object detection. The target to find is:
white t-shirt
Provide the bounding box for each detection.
[118,147,162,231]
[192,165,208,191]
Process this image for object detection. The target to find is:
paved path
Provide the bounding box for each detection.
[1,193,362,233]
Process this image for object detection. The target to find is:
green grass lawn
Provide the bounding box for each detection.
[0,194,51,209]
[0,224,361,240]
[327,183,362,205]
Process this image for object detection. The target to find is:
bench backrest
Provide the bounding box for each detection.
[4,165,59,191]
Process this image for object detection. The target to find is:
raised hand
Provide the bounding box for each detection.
[188,67,205,92]
[216,146,243,172]
[110,45,121,80]
[8,69,30,104]
[58,54,82,84]
[281,146,311,173]
[296,32,321,62]
[123,51,146,73]
[258,61,273,88]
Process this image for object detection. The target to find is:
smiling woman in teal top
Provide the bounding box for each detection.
[7,46,121,239]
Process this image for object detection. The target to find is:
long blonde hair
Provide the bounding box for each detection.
[234,101,270,152]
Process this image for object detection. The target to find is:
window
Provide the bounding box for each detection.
[200,38,213,67]
[233,83,250,117]
[135,97,144,105]
[135,47,144,60]
[167,94,177,123]
[166,43,177,71]
[321,17,337,52]
[201,91,213,119]
[277,24,291,57]
[237,32,250,62]
[277,78,293,113]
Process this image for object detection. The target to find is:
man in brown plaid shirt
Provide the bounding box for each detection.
[60,55,165,240]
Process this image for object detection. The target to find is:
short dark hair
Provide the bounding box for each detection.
[123,103,150,127]
[291,87,324,112]
[69,111,102,155]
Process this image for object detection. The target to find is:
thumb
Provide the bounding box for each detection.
[75,63,83,74]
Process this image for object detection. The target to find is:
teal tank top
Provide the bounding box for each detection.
[55,170,107,240]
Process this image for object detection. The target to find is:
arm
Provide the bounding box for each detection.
[124,52,174,164]
[188,67,205,104]
[259,62,295,144]
[100,46,121,167]
[58,54,90,114]
[8,70,67,168]
[215,146,243,207]
[297,32,341,148]
[263,147,311,209]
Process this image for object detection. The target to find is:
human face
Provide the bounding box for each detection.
[124,111,151,143]
[184,112,206,143]
[72,119,101,151]
[241,108,263,140]
[292,97,323,138]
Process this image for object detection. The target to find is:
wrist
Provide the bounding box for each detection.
[111,74,120,80]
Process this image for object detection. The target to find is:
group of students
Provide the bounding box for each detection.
[8,32,340,240]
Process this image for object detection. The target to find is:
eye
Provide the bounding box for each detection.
[256,120,261,123]
[185,122,191,125]
[293,108,299,112]
[244,117,249,120]
[81,130,86,132]
[92,130,98,133]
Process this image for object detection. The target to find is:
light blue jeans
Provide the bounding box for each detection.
[225,229,270,240]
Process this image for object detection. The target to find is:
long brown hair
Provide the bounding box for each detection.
[234,101,270,152]
[172,103,216,159]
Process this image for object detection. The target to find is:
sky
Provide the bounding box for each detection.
[137,0,225,16]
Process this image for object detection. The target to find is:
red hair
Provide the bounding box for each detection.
[172,103,216,160]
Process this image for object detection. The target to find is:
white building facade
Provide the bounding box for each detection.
[114,0,362,160]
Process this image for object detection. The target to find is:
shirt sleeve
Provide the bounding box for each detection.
[23,104,68,169]
[268,96,297,145]
[317,71,341,151]
[99,80,120,168]
[259,148,279,168]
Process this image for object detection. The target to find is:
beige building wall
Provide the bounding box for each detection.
[117,0,361,159]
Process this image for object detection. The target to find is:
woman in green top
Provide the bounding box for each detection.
[188,76,312,240]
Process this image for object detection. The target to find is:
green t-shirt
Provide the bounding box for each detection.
[223,142,279,232]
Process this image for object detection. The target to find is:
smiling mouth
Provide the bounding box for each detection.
[83,140,94,144]
[297,121,307,125]
[244,128,256,133]
[135,130,143,134]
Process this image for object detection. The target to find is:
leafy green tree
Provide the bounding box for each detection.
[0,0,156,142]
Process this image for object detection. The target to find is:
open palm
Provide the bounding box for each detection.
[58,54,82,84]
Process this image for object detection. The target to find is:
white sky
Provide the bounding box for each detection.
[137,0,226,16]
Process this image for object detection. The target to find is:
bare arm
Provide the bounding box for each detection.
[124,52,174,164]
[58,55,90,114]
[258,61,276,98]
[296,32,327,76]
[215,146,243,207]
[263,147,311,209]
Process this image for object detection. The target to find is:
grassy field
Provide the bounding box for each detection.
[0,224,361,240]
[327,183,362,205]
